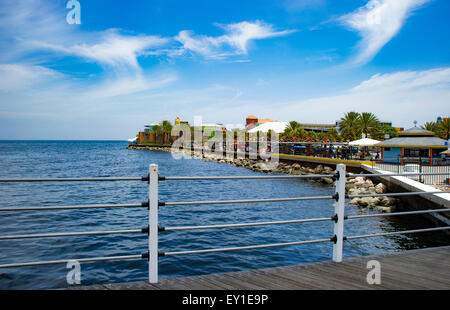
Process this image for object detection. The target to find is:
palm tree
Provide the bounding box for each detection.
[437,118,450,140]
[283,121,305,141]
[358,112,380,138]
[339,112,361,141]
[161,120,173,145]
[326,128,340,142]
[151,125,163,144]
[421,121,438,134]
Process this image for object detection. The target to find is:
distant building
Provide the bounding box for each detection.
[245,116,278,131]
[377,126,448,163]
[247,122,288,134]
[300,123,336,133]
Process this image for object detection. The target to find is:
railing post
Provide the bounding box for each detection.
[149,164,159,283]
[333,164,346,262]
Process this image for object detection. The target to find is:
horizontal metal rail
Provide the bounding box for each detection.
[348,191,450,199]
[0,203,146,212]
[346,209,450,220]
[348,172,450,178]
[0,229,143,240]
[0,177,145,183]
[163,174,335,181]
[162,195,334,207]
[0,254,144,268]
[346,226,450,240]
[163,217,333,231]
[162,238,332,256]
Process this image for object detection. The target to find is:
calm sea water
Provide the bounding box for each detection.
[0,141,448,289]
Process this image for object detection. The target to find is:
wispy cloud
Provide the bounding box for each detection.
[276,67,450,125]
[175,21,295,59]
[0,64,63,91]
[340,0,431,65]
[35,30,170,70]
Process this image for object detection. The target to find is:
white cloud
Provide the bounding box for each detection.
[0,64,63,91]
[172,68,450,128]
[341,0,431,65]
[84,73,178,99]
[175,21,295,59]
[36,30,169,70]
[276,67,450,126]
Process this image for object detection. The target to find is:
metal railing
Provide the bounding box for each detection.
[0,164,449,285]
[372,158,450,185]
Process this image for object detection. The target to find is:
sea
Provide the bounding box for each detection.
[0,140,448,289]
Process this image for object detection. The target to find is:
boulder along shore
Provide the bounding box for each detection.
[127,144,399,212]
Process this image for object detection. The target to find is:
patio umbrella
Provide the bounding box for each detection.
[348,138,380,146]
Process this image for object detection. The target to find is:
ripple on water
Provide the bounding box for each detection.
[0,141,448,289]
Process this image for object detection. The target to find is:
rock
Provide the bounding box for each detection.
[323,166,334,174]
[355,176,365,183]
[356,197,380,208]
[380,196,397,207]
[321,177,334,185]
[314,165,324,174]
[375,183,387,194]
[345,183,356,191]
[376,206,393,213]
[349,198,361,205]
[292,163,301,170]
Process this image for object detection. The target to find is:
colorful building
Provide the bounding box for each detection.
[377,126,448,163]
[245,116,278,130]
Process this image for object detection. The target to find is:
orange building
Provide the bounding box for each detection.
[245,115,277,130]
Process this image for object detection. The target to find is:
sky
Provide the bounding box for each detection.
[0,0,449,140]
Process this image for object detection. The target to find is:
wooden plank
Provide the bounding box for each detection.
[74,246,450,290]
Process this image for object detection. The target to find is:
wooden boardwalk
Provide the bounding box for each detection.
[76,246,450,290]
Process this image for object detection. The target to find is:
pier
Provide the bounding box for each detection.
[75,245,450,290]
[1,163,449,289]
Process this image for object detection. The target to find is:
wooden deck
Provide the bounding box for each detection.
[75,246,450,290]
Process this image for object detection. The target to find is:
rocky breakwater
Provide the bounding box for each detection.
[126,145,172,152]
[127,146,398,212]
[202,153,398,212]
[346,177,398,213]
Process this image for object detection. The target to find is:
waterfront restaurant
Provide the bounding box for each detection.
[377,126,448,164]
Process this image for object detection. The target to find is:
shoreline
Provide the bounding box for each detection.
[127,144,398,212]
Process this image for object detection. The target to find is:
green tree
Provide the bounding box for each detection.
[339,112,361,141]
[161,120,173,144]
[421,121,438,134]
[358,112,380,137]
[325,128,341,142]
[282,121,306,141]
[437,118,450,140]
[372,125,399,140]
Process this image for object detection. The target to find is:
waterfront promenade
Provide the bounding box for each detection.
[75,246,450,290]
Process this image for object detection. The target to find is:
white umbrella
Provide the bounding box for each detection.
[348,138,380,146]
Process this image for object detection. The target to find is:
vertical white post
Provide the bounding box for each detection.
[149,164,159,283]
[333,164,346,262]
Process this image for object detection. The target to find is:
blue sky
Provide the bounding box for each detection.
[0,0,449,139]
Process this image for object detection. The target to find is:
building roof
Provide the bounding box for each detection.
[246,115,258,120]
[377,136,447,148]
[247,122,288,134]
[398,127,434,136]
[257,118,277,124]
